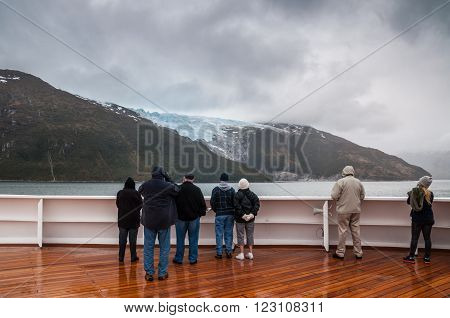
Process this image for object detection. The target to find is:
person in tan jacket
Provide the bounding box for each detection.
[331,166,366,259]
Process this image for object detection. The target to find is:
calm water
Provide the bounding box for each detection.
[0,180,449,197]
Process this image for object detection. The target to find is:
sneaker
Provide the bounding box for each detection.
[235,253,245,260]
[423,257,431,264]
[355,255,363,260]
[145,273,154,282]
[172,259,183,264]
[245,252,254,260]
[215,254,223,259]
[332,253,344,260]
[226,252,233,259]
[403,256,415,264]
[158,273,169,281]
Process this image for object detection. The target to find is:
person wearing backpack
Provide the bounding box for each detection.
[234,178,260,260]
[403,176,434,264]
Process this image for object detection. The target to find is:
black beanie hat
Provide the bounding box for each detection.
[220,173,229,181]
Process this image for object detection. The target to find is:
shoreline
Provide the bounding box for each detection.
[1,179,448,184]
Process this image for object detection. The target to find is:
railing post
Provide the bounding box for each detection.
[37,198,43,248]
[323,200,329,252]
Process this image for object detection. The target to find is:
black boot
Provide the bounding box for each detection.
[332,253,344,260]
[403,255,415,264]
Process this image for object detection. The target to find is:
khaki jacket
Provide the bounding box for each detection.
[331,175,365,214]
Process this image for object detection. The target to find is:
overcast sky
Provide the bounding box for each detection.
[1,0,449,155]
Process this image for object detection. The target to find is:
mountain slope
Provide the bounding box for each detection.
[0,70,268,182]
[137,111,429,181]
[401,151,450,179]
[267,123,429,181]
[0,69,429,182]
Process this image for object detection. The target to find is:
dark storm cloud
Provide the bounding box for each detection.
[388,0,450,33]
[0,0,449,153]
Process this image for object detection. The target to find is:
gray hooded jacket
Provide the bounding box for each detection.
[331,166,366,214]
[210,181,236,216]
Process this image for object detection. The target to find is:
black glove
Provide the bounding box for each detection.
[163,171,174,183]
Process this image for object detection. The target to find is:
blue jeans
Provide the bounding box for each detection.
[144,227,171,277]
[215,215,234,255]
[174,218,200,263]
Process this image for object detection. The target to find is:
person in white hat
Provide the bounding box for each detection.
[234,178,260,260]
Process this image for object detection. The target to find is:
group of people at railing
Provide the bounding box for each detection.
[116,167,261,281]
[116,165,435,282]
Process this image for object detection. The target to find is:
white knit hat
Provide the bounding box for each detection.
[238,178,250,190]
[418,176,432,188]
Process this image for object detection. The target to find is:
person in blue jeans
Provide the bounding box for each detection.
[143,227,171,279]
[138,166,179,281]
[210,173,236,259]
[173,174,207,265]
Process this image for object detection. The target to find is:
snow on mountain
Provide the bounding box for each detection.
[134,109,265,162]
[68,100,326,168]
[134,109,265,142]
[69,97,330,176]
[0,75,20,84]
[74,95,141,122]
[133,109,319,165]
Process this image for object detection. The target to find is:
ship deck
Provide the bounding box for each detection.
[0,246,449,298]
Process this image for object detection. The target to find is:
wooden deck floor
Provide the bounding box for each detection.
[0,246,449,298]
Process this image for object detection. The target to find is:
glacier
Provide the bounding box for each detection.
[133,109,318,170]
[134,109,266,142]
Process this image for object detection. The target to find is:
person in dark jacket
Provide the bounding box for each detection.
[116,177,142,263]
[138,166,179,281]
[403,176,435,264]
[173,174,207,265]
[210,173,235,259]
[234,178,260,260]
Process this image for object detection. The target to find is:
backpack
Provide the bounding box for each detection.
[242,192,253,211]
[238,190,256,214]
[408,187,424,212]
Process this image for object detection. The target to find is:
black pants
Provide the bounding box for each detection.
[119,227,138,261]
[408,222,433,258]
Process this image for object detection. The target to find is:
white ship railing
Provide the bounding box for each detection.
[0,195,449,250]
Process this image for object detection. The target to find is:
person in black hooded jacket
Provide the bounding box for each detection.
[116,177,142,263]
[138,166,179,281]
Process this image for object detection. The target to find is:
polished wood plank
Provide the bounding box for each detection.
[0,246,448,298]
